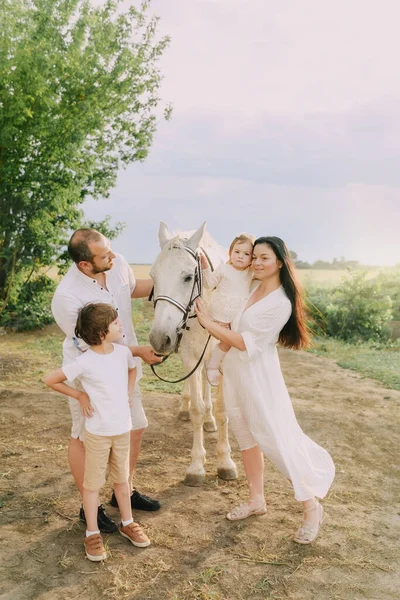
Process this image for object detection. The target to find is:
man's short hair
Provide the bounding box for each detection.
[75,303,118,346]
[68,229,103,264]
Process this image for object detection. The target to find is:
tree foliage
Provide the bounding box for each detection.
[0,0,169,319]
[307,272,393,342]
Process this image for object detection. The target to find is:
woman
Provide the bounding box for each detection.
[195,236,335,544]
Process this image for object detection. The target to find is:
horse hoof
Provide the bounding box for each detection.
[184,473,205,486]
[178,410,191,421]
[203,420,217,432]
[218,467,238,481]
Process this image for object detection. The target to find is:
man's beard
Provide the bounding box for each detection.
[90,262,113,274]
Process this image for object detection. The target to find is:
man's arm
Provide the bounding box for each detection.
[128,367,137,399]
[131,279,153,299]
[51,293,88,351]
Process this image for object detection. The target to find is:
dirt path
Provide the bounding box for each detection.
[0,349,399,600]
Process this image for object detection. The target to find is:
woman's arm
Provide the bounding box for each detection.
[195,299,246,351]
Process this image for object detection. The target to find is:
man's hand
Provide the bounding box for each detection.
[136,345,163,365]
[76,391,95,418]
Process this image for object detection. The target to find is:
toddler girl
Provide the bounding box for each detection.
[201,233,254,385]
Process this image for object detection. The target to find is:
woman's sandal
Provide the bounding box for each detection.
[226,502,267,521]
[293,499,326,544]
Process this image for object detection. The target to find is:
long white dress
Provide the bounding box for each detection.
[223,285,335,501]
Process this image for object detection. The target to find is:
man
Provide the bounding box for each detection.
[52,229,162,532]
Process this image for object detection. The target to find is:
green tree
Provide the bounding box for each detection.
[0,0,169,319]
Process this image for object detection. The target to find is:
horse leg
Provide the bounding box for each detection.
[184,369,206,486]
[178,379,191,421]
[215,382,238,480]
[202,370,217,432]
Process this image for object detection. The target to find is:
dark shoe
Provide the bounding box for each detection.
[79,504,118,534]
[131,490,161,511]
[110,490,161,511]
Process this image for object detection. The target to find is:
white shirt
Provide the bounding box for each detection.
[51,253,142,381]
[62,344,135,436]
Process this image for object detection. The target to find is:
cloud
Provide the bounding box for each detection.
[133,98,400,187]
[85,1,400,267]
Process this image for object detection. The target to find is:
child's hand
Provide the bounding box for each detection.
[200,253,209,270]
[76,391,95,418]
[128,394,133,408]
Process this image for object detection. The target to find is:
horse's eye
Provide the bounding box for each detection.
[184,275,193,283]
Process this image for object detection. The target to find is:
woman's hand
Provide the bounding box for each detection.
[76,391,95,418]
[195,298,213,329]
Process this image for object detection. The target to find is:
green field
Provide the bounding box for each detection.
[131,264,392,285]
[1,265,399,393]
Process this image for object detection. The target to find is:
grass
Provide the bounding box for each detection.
[1,284,399,394]
[309,337,400,390]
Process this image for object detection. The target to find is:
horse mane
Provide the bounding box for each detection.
[168,229,228,266]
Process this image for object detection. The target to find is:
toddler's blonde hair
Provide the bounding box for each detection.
[227,233,255,266]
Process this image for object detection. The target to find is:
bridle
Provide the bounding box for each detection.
[149,245,214,383]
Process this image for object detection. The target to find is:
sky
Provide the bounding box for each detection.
[85,0,400,265]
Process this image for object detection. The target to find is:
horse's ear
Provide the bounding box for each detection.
[158,222,171,249]
[186,222,206,251]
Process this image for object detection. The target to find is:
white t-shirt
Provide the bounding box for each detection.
[62,344,135,436]
[52,253,142,381]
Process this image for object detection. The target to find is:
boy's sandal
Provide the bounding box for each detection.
[226,502,267,521]
[293,499,326,544]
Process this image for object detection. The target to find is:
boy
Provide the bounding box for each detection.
[44,303,150,561]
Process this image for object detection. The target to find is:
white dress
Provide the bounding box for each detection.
[203,263,253,323]
[223,285,335,501]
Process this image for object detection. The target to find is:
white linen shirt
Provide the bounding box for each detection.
[62,344,135,436]
[51,253,142,381]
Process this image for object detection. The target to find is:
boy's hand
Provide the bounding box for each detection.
[76,391,95,418]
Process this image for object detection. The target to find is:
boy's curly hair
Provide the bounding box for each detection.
[75,303,118,346]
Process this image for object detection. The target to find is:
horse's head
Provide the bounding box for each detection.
[149,222,206,355]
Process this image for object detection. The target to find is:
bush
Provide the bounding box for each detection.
[0,275,55,331]
[374,267,400,320]
[306,272,393,342]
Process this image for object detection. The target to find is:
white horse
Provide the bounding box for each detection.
[149,222,238,486]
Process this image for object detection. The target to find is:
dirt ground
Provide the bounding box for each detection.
[0,349,399,600]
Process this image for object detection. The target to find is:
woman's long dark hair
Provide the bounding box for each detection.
[254,236,311,350]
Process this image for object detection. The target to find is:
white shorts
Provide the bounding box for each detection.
[68,382,148,441]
